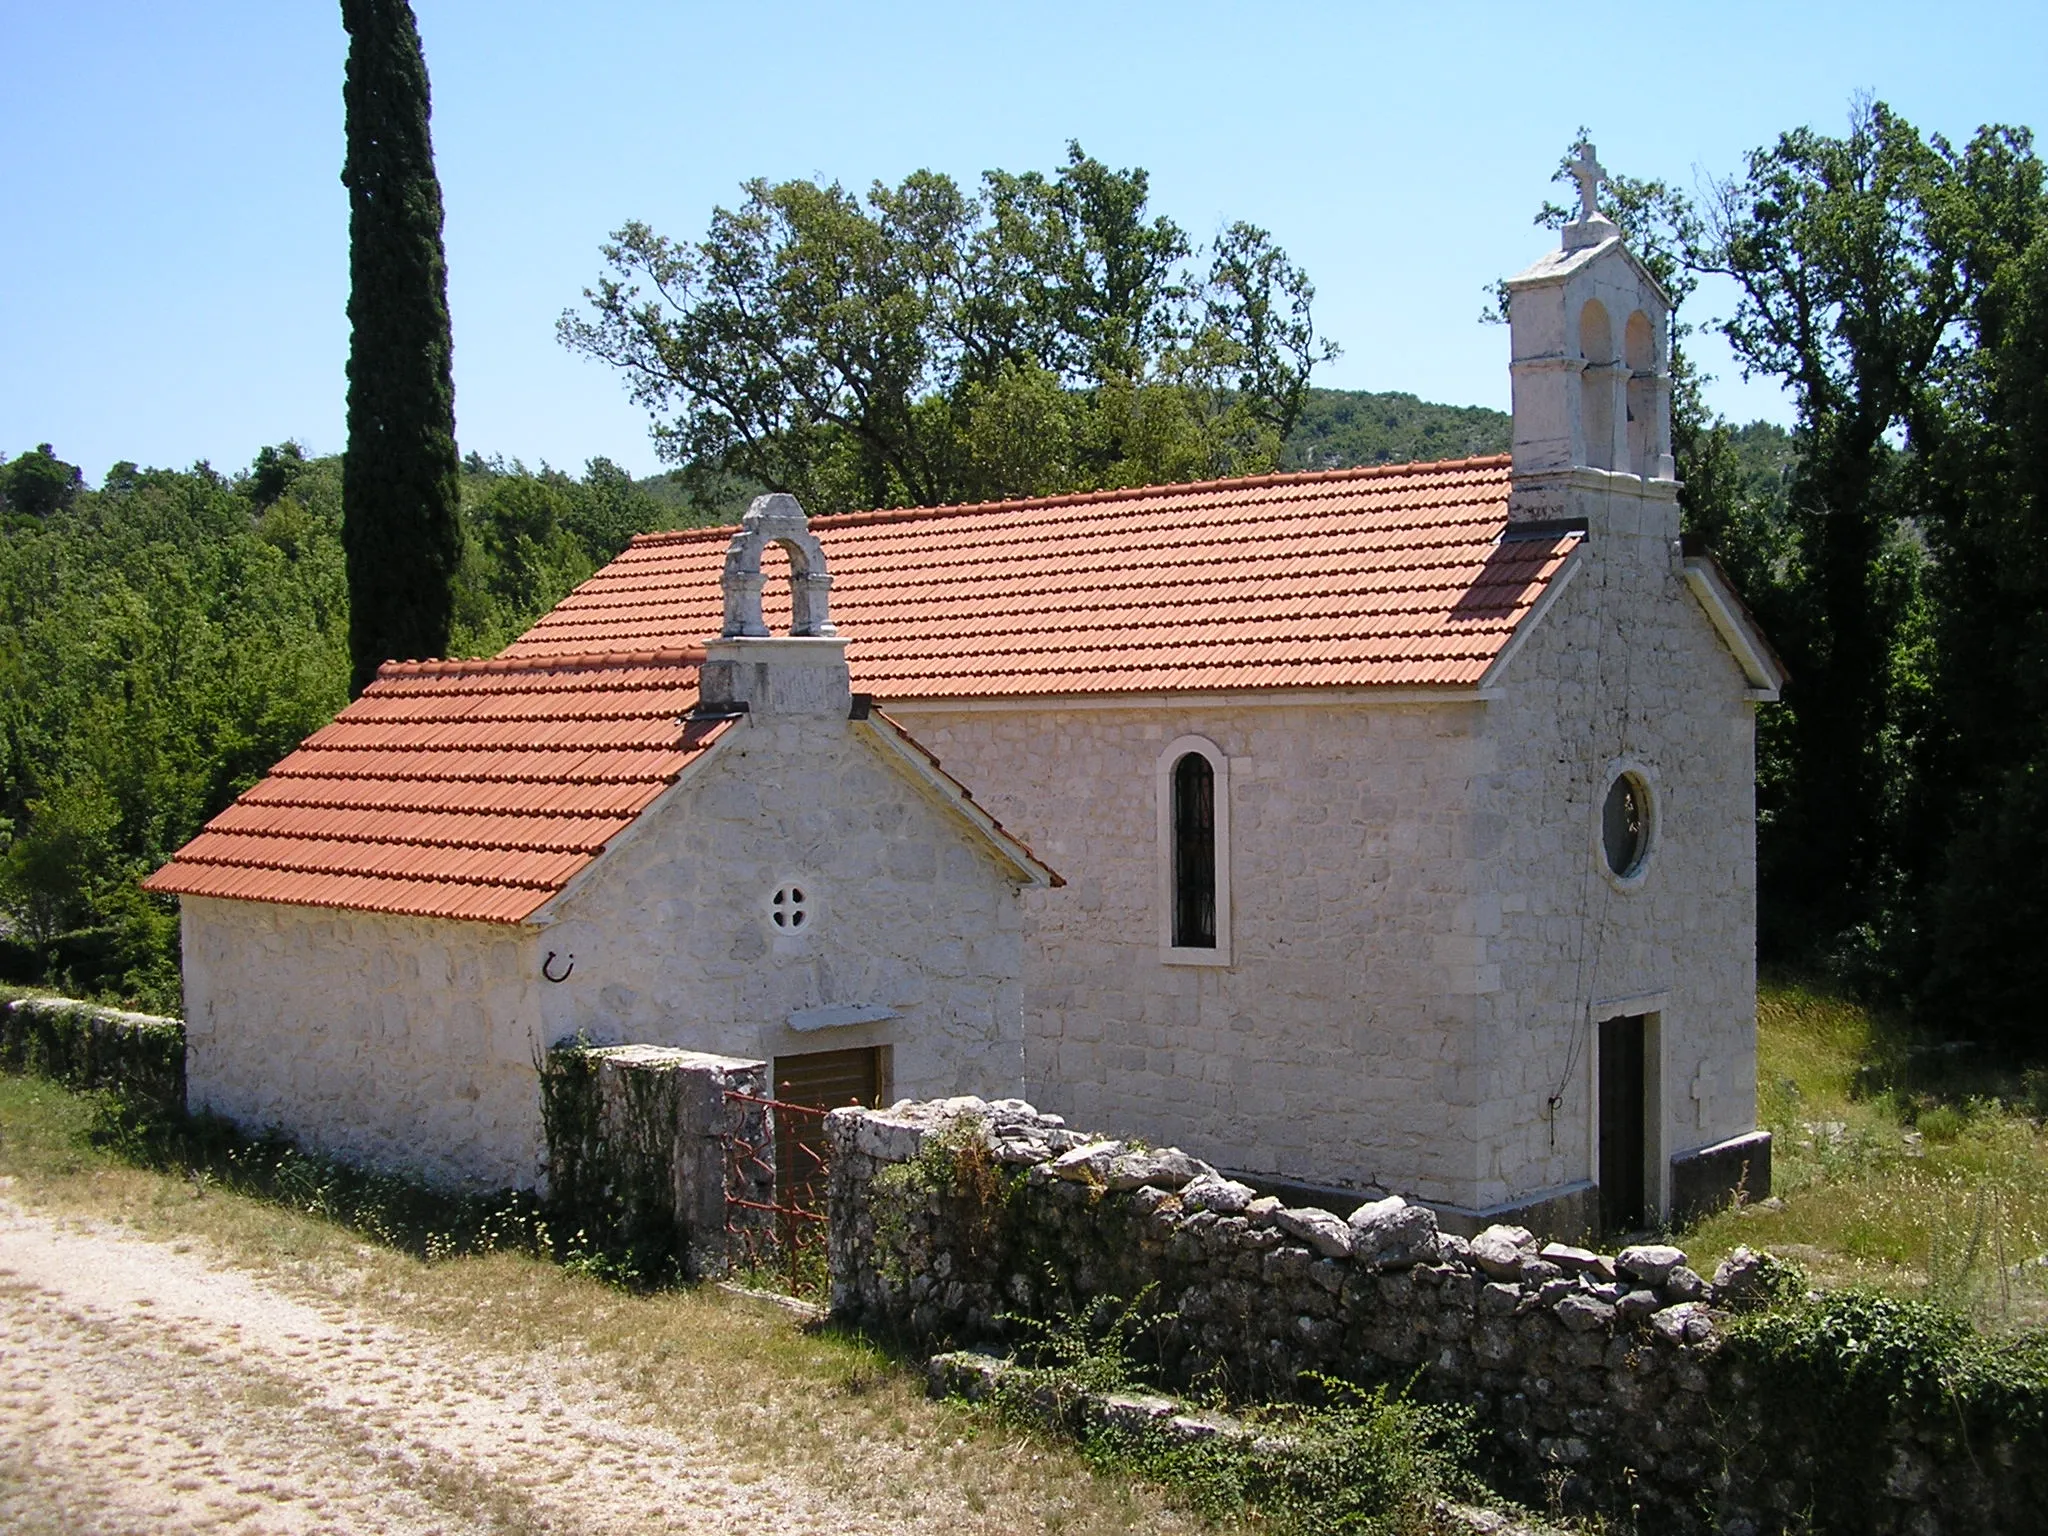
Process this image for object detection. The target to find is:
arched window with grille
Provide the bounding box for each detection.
[1172,753,1216,947]
[1157,737,1231,964]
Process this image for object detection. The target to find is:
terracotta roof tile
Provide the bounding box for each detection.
[499,457,1572,694]
[145,650,726,924]
[148,459,1576,923]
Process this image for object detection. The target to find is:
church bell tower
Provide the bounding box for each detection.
[1502,145,1677,528]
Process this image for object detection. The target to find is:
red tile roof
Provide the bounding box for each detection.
[148,457,1576,923]
[505,456,1574,693]
[144,650,727,924]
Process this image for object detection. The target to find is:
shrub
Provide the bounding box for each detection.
[1724,1290,2048,1532]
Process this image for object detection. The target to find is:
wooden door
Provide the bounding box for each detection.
[772,1047,882,1212]
[1598,1015,1647,1235]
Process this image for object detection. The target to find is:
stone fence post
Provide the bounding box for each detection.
[540,1044,767,1279]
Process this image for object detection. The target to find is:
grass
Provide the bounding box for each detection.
[1680,973,2048,1329]
[984,1291,1493,1536]
[0,1073,1241,1536]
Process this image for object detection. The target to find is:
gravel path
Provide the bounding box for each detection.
[0,1202,948,1535]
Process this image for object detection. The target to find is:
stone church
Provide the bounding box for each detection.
[149,163,1782,1235]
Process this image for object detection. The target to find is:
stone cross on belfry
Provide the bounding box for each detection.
[1569,142,1606,224]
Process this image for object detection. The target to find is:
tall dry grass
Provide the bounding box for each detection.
[1682,977,2048,1329]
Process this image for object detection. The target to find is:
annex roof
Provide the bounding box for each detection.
[144,649,1058,924]
[505,456,1577,695]
[144,650,727,924]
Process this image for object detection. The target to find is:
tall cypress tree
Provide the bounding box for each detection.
[339,0,461,696]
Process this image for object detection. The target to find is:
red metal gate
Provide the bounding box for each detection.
[721,1087,831,1297]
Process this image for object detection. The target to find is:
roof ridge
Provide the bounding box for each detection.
[375,646,706,681]
[625,456,1513,550]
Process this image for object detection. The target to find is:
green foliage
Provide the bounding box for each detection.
[983,1290,1477,1535]
[339,0,462,696]
[0,449,703,1008]
[533,1039,690,1288]
[0,443,84,520]
[1557,109,2048,1038]
[82,1086,555,1267]
[1725,1290,2048,1532]
[872,1114,1024,1295]
[1121,1377,1478,1536]
[561,142,1339,513]
[0,996,184,1110]
[1281,389,1509,470]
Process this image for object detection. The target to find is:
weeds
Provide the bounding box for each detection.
[1684,975,2048,1328]
[78,1086,612,1276]
[984,1287,1482,1536]
[0,1072,1233,1536]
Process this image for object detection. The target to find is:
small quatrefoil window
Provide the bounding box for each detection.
[770,885,810,930]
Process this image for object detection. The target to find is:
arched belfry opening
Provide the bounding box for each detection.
[720,493,837,640]
[1579,299,1617,471]
[1624,310,1658,478]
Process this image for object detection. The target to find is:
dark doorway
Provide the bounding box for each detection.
[772,1046,883,1211]
[1598,1015,1648,1234]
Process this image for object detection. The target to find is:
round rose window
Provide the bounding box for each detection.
[1602,774,1650,878]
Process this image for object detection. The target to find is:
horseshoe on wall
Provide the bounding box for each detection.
[542,951,575,984]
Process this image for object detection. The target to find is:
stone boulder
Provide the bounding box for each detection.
[1181,1173,1257,1214]
[1049,1139,1126,1183]
[1470,1224,1537,1280]
[1273,1205,1354,1259]
[1102,1147,1214,1192]
[1539,1242,1616,1281]
[1617,1243,1689,1287]
[1649,1301,1718,1346]
[1554,1293,1616,1333]
[1712,1245,1776,1309]
[1346,1195,1443,1270]
[1661,1265,1706,1303]
[1616,1288,1662,1323]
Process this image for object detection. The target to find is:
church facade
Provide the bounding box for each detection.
[150,171,1780,1232]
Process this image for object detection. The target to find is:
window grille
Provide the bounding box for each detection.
[1172,752,1217,948]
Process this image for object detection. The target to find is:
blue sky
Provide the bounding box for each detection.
[4,1,2045,485]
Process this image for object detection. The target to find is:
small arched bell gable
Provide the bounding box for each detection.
[721,492,838,639]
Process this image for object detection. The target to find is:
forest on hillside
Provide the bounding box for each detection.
[0,444,737,1010]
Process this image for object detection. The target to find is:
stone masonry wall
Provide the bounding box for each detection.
[886,698,1493,1208]
[0,994,185,1110]
[828,1098,2039,1535]
[539,1044,768,1278]
[1477,483,1765,1212]
[179,896,546,1191]
[533,714,1029,1105]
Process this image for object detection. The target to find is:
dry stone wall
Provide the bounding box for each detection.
[828,1097,2041,1535]
[539,1044,768,1278]
[0,994,184,1109]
